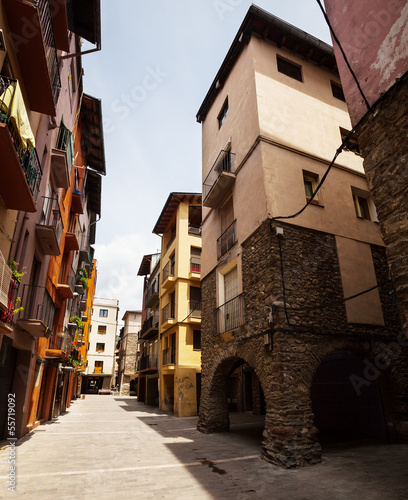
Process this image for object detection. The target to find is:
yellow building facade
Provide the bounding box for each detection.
[153,193,202,417]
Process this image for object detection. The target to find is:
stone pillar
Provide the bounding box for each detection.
[197,368,230,433]
[358,78,408,337]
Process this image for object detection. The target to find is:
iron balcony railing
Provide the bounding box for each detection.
[162,347,176,366]
[34,0,61,104]
[56,123,74,177]
[58,262,75,290]
[79,234,91,263]
[17,285,55,331]
[67,217,81,243]
[139,354,158,371]
[217,220,237,259]
[161,303,175,324]
[141,313,160,335]
[189,300,202,319]
[146,280,159,302]
[203,149,235,201]
[162,261,175,283]
[188,225,201,236]
[190,256,201,274]
[0,76,43,201]
[39,196,63,245]
[166,232,176,251]
[217,294,245,334]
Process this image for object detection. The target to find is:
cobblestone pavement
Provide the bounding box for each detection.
[1,396,407,499]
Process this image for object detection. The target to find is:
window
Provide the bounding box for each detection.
[96,343,105,353]
[99,309,108,317]
[331,81,345,102]
[94,360,103,373]
[170,252,175,276]
[190,247,201,273]
[340,128,361,155]
[193,330,201,350]
[217,97,229,128]
[303,171,320,203]
[353,193,371,220]
[97,325,107,335]
[170,291,175,319]
[277,55,302,82]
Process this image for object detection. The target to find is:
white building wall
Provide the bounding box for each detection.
[86,297,119,383]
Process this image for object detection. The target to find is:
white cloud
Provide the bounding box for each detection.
[93,233,158,318]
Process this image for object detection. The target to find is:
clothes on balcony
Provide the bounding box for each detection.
[0,81,35,148]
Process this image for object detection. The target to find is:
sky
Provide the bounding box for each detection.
[82,0,332,325]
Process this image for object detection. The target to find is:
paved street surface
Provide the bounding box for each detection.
[1,395,407,499]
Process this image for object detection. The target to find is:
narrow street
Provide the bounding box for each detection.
[1,396,407,499]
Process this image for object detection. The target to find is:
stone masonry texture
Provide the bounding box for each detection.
[359,77,408,338]
[198,220,408,468]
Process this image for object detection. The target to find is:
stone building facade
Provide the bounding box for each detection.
[118,311,142,395]
[196,6,408,468]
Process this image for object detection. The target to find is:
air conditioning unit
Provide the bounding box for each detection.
[0,29,6,72]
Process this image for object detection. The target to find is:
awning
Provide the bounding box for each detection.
[66,0,101,47]
[80,93,106,175]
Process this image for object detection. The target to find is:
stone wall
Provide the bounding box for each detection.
[358,77,408,337]
[198,220,408,468]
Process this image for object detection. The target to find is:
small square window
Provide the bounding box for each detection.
[217,97,229,128]
[99,309,108,317]
[98,325,107,335]
[277,56,302,82]
[340,128,361,155]
[96,343,105,352]
[193,330,201,350]
[331,81,345,102]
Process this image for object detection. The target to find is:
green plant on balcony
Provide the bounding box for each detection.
[7,260,26,314]
[69,315,85,331]
[78,267,89,290]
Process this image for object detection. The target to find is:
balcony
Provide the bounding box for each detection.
[203,150,236,208]
[3,0,61,116]
[71,187,86,214]
[16,285,55,338]
[50,125,74,189]
[79,235,91,264]
[161,303,175,328]
[161,261,175,289]
[94,367,102,374]
[217,220,237,259]
[36,197,63,256]
[141,313,159,340]
[0,77,43,212]
[162,347,176,366]
[65,218,81,252]
[189,256,201,280]
[217,294,245,335]
[188,300,201,324]
[139,354,158,372]
[145,281,159,308]
[57,262,75,299]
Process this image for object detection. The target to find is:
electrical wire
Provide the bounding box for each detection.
[315,0,371,112]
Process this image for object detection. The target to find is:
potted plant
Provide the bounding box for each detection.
[77,267,89,290]
[69,315,85,331]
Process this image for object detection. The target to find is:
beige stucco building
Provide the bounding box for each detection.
[197,6,407,468]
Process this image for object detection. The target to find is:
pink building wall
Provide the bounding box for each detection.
[324,0,408,124]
